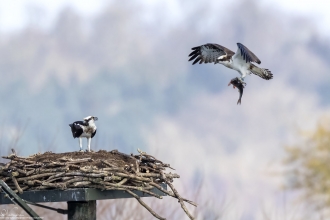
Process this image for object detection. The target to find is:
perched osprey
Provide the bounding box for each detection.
[69,116,98,152]
[188,43,273,85]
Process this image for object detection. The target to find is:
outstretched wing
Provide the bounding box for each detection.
[250,64,273,80]
[236,43,261,64]
[188,43,235,65]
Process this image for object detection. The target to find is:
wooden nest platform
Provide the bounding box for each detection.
[0,149,196,219]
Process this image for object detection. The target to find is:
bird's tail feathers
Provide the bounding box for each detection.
[250,64,273,80]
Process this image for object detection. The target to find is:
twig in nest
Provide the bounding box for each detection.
[125,189,166,220]
[138,173,180,179]
[102,167,126,172]
[64,177,102,186]
[17,173,55,182]
[13,168,27,176]
[135,159,140,173]
[28,167,69,175]
[11,175,23,194]
[149,182,197,207]
[47,172,107,180]
[101,160,118,168]
[26,180,41,186]
[43,177,67,183]
[13,186,28,194]
[89,180,161,198]
[115,172,151,182]
[41,182,66,190]
[103,176,122,181]
[2,157,34,164]
[116,178,128,186]
[160,171,195,220]
[71,181,91,187]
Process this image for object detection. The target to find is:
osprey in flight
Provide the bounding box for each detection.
[69,116,98,152]
[188,43,273,85]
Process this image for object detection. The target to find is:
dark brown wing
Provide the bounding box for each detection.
[188,43,235,65]
[236,43,261,64]
[69,121,85,138]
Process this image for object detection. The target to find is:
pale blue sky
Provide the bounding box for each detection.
[0,0,329,34]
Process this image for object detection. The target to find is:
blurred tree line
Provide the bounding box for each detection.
[284,118,330,215]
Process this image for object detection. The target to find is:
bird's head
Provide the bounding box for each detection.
[83,116,98,125]
[228,78,236,87]
[228,77,240,88]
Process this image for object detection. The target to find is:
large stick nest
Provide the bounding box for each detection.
[0,149,196,219]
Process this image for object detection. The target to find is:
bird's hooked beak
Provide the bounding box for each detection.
[93,117,98,121]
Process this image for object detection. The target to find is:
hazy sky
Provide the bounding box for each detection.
[0,0,329,35]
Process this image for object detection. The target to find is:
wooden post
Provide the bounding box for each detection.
[67,201,96,220]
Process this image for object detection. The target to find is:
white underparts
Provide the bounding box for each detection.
[218,55,226,60]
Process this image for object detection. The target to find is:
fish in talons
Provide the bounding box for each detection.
[228,77,245,105]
